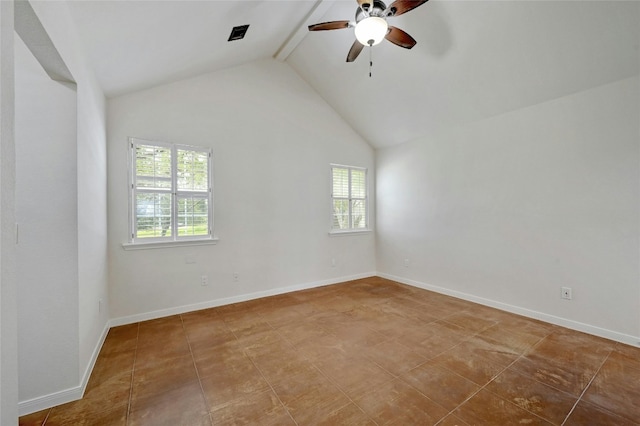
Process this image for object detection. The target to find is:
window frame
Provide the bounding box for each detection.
[126,137,215,248]
[329,163,370,235]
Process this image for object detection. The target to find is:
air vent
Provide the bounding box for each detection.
[228,25,249,41]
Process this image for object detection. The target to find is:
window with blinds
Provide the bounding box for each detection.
[129,138,213,243]
[331,164,368,232]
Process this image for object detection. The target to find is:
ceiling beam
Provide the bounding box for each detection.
[274,0,336,62]
[14,0,75,85]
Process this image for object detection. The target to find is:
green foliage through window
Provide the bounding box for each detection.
[131,138,212,241]
[331,165,367,231]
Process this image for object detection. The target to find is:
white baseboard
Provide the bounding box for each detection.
[80,322,111,394]
[378,272,640,348]
[18,386,82,418]
[23,270,635,418]
[17,321,110,416]
[17,272,376,417]
[110,272,377,327]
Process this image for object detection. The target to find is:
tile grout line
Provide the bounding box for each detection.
[33,279,639,425]
[125,322,140,426]
[302,354,380,425]
[432,324,555,425]
[268,314,372,424]
[487,338,592,399]
[179,314,215,426]
[560,348,613,426]
[269,315,380,425]
[250,306,303,425]
[338,318,458,424]
[405,317,502,374]
[281,295,496,424]
[311,363,380,426]
[40,408,52,426]
[245,352,300,426]
[360,299,502,423]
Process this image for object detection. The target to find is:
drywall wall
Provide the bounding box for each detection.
[14,0,108,414]
[15,34,79,402]
[0,0,18,423]
[376,76,640,344]
[107,59,376,321]
[28,0,108,394]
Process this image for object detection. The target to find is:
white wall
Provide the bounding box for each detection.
[0,0,18,424]
[15,34,79,401]
[107,59,376,321]
[28,0,108,390]
[14,0,108,414]
[377,76,640,344]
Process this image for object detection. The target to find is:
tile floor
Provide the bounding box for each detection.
[19,277,640,425]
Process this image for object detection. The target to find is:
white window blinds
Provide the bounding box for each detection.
[331,165,367,231]
[130,138,213,242]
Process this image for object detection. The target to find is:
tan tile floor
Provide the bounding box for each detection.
[19,277,640,425]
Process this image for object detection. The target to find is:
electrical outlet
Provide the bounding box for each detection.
[561,287,572,300]
[201,275,208,286]
[404,258,410,267]
[233,272,239,282]
[331,258,336,267]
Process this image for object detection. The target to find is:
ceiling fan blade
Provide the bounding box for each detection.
[385,26,417,49]
[386,0,429,17]
[346,40,365,62]
[308,20,351,31]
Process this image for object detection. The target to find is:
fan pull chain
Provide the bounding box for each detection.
[369,44,373,78]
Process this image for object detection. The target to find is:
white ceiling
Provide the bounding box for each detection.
[66,0,639,149]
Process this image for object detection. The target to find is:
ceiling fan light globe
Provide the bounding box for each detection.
[354,17,388,46]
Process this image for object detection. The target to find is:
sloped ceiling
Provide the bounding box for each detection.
[289,0,639,148]
[65,0,317,96]
[66,0,640,149]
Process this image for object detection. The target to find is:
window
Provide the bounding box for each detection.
[331,164,368,232]
[128,138,213,244]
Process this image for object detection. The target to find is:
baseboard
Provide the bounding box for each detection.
[79,322,111,395]
[17,273,377,416]
[109,272,377,327]
[378,272,640,348]
[18,386,82,417]
[26,269,633,418]
[18,322,111,416]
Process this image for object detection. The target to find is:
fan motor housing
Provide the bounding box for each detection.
[356,0,388,22]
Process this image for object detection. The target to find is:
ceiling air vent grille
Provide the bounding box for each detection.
[228,25,249,41]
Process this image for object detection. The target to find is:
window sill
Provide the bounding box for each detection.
[328,229,372,237]
[122,237,219,251]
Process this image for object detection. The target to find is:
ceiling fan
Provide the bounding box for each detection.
[308,0,429,62]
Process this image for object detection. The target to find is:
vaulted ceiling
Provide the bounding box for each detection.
[66,0,639,149]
